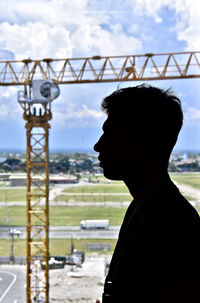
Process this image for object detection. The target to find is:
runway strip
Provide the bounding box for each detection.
[0,271,16,302]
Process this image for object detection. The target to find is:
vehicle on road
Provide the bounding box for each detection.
[80,219,109,230]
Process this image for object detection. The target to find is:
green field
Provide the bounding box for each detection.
[0,173,198,204]
[170,173,200,189]
[0,182,6,187]
[0,238,117,256]
[63,173,200,195]
[0,172,199,257]
[50,238,117,255]
[0,206,26,225]
[0,205,127,226]
[0,172,199,228]
[55,194,132,203]
[50,206,126,226]
[0,188,26,202]
[0,239,26,256]
[63,184,129,193]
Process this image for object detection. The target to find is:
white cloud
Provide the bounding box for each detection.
[0,0,198,60]
[0,0,89,26]
[184,107,200,125]
[0,86,23,122]
[0,0,142,61]
[0,84,106,128]
[0,22,73,60]
[175,0,200,50]
[53,103,105,128]
[127,0,200,52]
[0,0,199,142]
[127,0,173,20]
[72,23,141,56]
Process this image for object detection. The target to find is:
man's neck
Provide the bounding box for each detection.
[124,171,170,201]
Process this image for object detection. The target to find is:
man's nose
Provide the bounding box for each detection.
[93,136,102,152]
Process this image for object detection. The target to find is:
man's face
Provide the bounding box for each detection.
[94,115,145,180]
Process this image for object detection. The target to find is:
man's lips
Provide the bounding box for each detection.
[99,161,104,167]
[98,160,103,166]
[98,157,104,167]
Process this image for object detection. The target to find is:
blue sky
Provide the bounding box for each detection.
[0,0,200,152]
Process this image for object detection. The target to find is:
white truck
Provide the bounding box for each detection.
[80,219,109,230]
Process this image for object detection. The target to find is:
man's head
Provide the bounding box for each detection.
[94,84,183,181]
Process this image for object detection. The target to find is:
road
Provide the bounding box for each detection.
[0,265,26,303]
[0,225,120,239]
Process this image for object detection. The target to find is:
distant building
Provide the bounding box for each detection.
[9,173,77,186]
[9,174,27,186]
[49,174,77,184]
[0,173,11,181]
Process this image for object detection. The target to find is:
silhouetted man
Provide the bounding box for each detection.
[94,85,200,303]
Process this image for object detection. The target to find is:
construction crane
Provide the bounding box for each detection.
[1,51,200,86]
[18,80,60,303]
[0,50,200,302]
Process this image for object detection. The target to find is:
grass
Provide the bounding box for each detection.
[170,173,200,189]
[0,205,127,226]
[0,182,6,187]
[0,238,117,256]
[63,184,129,193]
[0,173,199,257]
[184,195,198,201]
[194,204,200,213]
[0,188,26,202]
[0,206,26,225]
[55,194,132,203]
[63,173,200,195]
[0,173,198,203]
[0,173,199,228]
[50,238,117,255]
[50,206,127,226]
[0,239,26,256]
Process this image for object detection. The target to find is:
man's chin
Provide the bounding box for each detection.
[103,168,124,181]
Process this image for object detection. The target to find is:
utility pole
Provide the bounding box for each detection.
[9,228,21,264]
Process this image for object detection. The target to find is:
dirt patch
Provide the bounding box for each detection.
[50,254,106,303]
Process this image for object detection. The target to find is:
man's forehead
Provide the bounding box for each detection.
[102,115,131,131]
[102,114,150,137]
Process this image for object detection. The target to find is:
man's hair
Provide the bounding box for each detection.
[102,84,183,160]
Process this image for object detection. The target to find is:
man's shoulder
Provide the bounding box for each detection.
[163,189,199,223]
[134,189,200,233]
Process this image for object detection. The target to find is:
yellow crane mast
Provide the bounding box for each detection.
[25,111,50,303]
[0,50,199,302]
[18,81,60,302]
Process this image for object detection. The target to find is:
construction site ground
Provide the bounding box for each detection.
[50,253,106,303]
[0,254,107,303]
